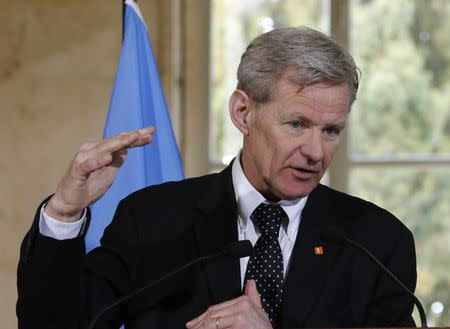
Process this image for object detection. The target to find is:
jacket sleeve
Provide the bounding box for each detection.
[16,197,137,329]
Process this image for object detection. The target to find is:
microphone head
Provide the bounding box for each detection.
[222,240,253,258]
[321,227,346,243]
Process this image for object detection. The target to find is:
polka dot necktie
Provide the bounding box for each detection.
[244,203,286,325]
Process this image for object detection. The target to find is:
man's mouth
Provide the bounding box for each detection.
[290,167,319,179]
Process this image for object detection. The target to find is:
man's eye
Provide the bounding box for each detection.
[290,122,302,129]
[324,127,341,136]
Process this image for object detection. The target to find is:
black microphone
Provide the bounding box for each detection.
[222,239,253,258]
[321,227,428,328]
[86,240,253,329]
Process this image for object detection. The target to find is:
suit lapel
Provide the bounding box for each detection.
[280,184,343,327]
[193,164,242,304]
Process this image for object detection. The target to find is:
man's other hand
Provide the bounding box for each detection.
[186,280,272,329]
[45,126,155,222]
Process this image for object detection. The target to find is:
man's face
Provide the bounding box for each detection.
[240,79,350,201]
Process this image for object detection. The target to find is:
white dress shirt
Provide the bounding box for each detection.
[40,205,86,240]
[231,155,308,288]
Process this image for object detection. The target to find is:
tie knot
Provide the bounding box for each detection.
[251,203,286,236]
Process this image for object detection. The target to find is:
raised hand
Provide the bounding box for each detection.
[45,126,155,222]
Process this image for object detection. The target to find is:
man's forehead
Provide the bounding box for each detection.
[270,70,350,97]
[261,80,352,121]
[274,78,350,101]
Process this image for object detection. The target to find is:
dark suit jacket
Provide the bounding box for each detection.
[17,164,416,328]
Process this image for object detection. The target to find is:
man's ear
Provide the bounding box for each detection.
[229,89,253,135]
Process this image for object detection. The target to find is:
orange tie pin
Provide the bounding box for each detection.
[314,246,324,255]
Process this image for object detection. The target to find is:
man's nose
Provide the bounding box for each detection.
[300,130,324,165]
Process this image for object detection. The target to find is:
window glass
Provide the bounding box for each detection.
[350,1,450,325]
[350,0,450,158]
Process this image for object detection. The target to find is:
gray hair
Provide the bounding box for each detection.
[236,26,360,105]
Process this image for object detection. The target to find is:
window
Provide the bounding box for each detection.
[350,0,450,325]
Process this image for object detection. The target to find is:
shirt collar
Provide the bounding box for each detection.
[231,152,308,240]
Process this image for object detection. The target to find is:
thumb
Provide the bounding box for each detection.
[244,279,261,307]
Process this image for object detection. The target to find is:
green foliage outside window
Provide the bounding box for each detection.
[350,0,450,325]
[351,0,450,156]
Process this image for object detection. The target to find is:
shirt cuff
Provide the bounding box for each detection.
[39,204,87,240]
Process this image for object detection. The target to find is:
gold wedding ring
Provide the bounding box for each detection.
[215,317,220,329]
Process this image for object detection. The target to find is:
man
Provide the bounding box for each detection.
[17,27,416,329]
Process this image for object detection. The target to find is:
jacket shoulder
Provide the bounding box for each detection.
[314,184,413,240]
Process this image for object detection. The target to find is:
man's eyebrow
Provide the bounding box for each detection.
[326,121,347,129]
[281,113,312,123]
[281,114,346,128]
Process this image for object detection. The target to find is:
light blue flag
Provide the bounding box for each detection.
[86,0,184,252]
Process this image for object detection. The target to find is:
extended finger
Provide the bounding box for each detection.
[123,126,155,146]
[76,152,113,177]
[94,126,155,154]
[79,139,102,152]
[110,148,128,168]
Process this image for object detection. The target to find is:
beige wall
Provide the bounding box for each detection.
[0,1,175,326]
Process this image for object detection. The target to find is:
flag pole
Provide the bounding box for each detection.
[122,0,138,41]
[122,0,125,42]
